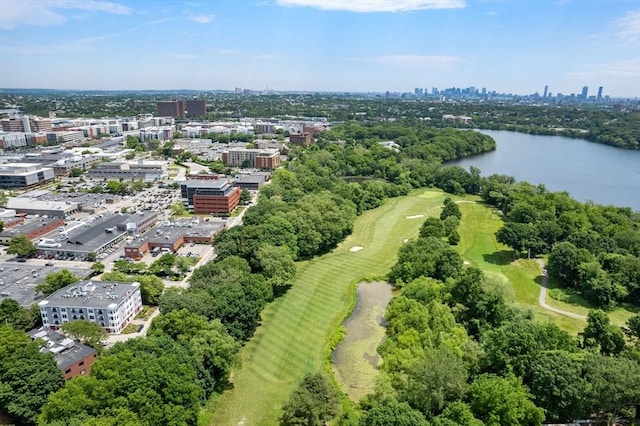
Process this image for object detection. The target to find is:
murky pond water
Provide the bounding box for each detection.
[332,281,393,401]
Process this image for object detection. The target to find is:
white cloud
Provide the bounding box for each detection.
[166,53,198,59]
[566,59,640,79]
[186,14,215,24]
[275,0,465,13]
[372,54,463,69]
[614,9,640,44]
[0,0,131,30]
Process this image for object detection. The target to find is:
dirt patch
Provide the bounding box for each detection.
[350,246,364,252]
[405,214,425,219]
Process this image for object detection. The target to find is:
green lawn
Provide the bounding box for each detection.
[206,189,447,426]
[455,199,636,335]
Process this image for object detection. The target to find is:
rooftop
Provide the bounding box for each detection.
[27,327,96,370]
[180,179,231,189]
[0,217,63,238]
[39,280,140,309]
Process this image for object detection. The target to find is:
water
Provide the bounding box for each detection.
[332,281,393,401]
[447,130,640,211]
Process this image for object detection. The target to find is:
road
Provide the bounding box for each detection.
[535,259,587,320]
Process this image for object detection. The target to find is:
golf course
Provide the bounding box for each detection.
[206,189,637,425]
[207,189,447,425]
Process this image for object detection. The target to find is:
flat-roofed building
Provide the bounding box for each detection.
[157,101,185,118]
[6,198,78,217]
[27,327,98,380]
[233,172,270,190]
[180,179,240,214]
[186,100,206,118]
[38,280,142,334]
[221,148,281,170]
[289,132,313,146]
[0,163,55,189]
[86,161,167,182]
[0,217,65,243]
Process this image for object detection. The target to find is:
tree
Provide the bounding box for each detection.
[61,320,108,349]
[440,198,461,220]
[528,351,586,423]
[400,345,468,418]
[37,270,79,296]
[136,275,164,305]
[582,353,640,424]
[7,235,36,258]
[419,217,446,239]
[105,180,128,195]
[0,298,39,330]
[280,373,339,426]
[240,189,252,205]
[468,374,544,426]
[69,168,84,178]
[0,326,65,425]
[547,242,582,286]
[40,336,203,425]
[90,262,105,274]
[256,244,297,288]
[495,222,543,256]
[388,237,463,284]
[580,309,626,355]
[360,399,428,426]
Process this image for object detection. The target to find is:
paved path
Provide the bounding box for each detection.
[535,259,587,320]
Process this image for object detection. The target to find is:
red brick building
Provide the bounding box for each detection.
[180,179,241,214]
[28,328,98,380]
[289,132,313,146]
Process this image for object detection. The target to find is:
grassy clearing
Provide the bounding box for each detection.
[206,189,447,426]
[455,200,636,335]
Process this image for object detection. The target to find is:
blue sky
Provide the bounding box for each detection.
[0,0,638,97]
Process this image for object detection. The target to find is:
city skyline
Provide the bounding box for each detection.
[0,0,639,97]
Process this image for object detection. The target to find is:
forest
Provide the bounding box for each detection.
[1,121,639,425]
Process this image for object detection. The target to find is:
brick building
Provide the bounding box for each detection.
[157,101,185,118]
[180,179,241,214]
[28,327,97,380]
[221,148,281,170]
[186,100,207,117]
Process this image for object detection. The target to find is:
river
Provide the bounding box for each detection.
[447,130,640,211]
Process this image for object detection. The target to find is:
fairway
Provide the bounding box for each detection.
[207,189,447,425]
[455,200,636,335]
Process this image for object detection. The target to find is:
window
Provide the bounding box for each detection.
[78,361,84,366]
[65,369,71,374]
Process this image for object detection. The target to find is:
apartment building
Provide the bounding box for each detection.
[221,148,281,170]
[39,281,143,334]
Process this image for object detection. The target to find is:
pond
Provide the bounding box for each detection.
[332,281,393,401]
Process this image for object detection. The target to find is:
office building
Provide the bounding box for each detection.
[581,86,588,100]
[38,280,143,334]
[157,101,185,118]
[180,179,241,214]
[27,327,97,380]
[0,163,55,189]
[186,100,207,117]
[1,116,52,133]
[597,86,603,100]
[543,85,548,98]
[289,132,313,146]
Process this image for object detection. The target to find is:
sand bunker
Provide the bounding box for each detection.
[464,261,471,265]
[403,239,409,243]
[350,246,364,252]
[405,214,425,219]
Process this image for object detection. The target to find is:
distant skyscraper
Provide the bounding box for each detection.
[543,85,548,98]
[157,101,185,118]
[597,86,603,100]
[581,86,588,100]
[186,100,206,117]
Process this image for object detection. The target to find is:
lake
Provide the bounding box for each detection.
[447,130,640,212]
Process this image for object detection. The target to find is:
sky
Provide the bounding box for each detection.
[0,0,639,97]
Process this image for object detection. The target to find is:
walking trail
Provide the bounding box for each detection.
[534,258,586,320]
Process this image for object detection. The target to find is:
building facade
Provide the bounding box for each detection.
[39,281,143,334]
[221,148,281,170]
[186,100,207,117]
[0,163,55,189]
[180,179,241,214]
[157,101,185,118]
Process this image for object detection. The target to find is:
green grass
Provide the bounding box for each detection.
[455,200,637,335]
[206,189,447,426]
